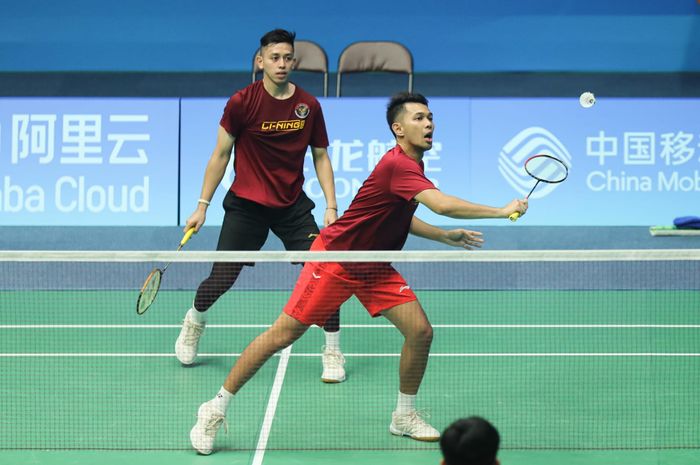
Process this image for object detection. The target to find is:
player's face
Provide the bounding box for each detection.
[395,102,434,153]
[258,42,295,86]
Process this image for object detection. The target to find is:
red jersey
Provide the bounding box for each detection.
[321,145,436,251]
[220,81,329,207]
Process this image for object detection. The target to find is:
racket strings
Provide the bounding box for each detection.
[137,270,162,314]
[525,155,568,183]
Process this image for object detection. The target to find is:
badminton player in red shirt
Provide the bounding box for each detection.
[190,92,528,454]
[175,29,346,383]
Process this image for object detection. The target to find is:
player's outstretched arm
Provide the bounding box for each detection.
[409,216,484,249]
[414,189,527,220]
[184,126,234,232]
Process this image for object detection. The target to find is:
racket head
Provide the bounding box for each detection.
[136,268,163,315]
[524,154,569,183]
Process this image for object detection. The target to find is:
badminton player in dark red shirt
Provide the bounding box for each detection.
[190,93,528,454]
[175,29,346,383]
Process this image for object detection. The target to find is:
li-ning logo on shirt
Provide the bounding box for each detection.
[260,120,306,131]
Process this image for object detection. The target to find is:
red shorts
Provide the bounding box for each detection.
[283,238,418,326]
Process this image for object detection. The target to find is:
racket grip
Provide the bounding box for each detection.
[509,211,521,222]
[181,228,196,246]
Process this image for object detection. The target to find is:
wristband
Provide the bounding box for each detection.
[326,207,337,210]
[198,198,210,206]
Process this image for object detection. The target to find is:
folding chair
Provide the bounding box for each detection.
[336,41,413,97]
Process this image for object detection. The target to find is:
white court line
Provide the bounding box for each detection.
[252,345,292,465]
[1,352,699,357]
[2,324,700,329]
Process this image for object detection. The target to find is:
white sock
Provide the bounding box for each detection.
[211,387,232,414]
[395,391,416,415]
[189,306,207,325]
[324,330,340,351]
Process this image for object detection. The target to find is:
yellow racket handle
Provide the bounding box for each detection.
[509,211,521,222]
[180,228,196,247]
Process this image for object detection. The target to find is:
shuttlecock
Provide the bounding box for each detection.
[579,91,596,108]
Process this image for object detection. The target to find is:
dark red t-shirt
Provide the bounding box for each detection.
[220,81,329,207]
[321,145,437,251]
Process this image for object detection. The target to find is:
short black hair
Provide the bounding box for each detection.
[440,417,500,465]
[259,29,296,50]
[386,92,429,137]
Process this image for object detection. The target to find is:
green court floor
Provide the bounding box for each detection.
[0,289,698,464]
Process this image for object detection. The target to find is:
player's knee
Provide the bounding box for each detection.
[409,322,433,346]
[423,324,434,346]
[270,327,302,349]
[272,332,295,350]
[259,329,289,350]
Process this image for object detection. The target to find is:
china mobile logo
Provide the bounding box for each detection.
[499,127,572,199]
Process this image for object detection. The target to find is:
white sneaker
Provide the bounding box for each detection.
[389,410,440,442]
[190,400,227,455]
[321,346,346,383]
[175,309,205,365]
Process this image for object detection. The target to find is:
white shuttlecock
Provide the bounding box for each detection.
[579,91,596,108]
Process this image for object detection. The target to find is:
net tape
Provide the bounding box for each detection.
[1,249,699,263]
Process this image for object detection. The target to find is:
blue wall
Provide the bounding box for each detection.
[2,0,700,72]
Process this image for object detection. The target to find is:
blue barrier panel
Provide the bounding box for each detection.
[182,96,700,227]
[4,96,697,226]
[0,98,180,225]
[470,98,700,225]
